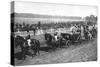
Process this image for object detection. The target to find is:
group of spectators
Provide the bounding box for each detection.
[52,23,97,41]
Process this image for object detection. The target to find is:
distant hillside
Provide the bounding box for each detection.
[11,13,82,20]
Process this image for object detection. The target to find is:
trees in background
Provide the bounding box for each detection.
[85,15,97,25]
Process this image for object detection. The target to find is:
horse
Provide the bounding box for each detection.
[44,33,58,48]
[14,35,32,60]
[27,39,40,56]
[84,26,95,41]
[14,35,27,49]
[91,27,97,38]
[44,33,52,41]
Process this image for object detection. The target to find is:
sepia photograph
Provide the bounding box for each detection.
[11,1,98,66]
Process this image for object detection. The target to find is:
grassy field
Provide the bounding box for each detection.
[14,33,97,66]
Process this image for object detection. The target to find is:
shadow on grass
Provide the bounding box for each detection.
[14,46,56,60]
[39,46,56,52]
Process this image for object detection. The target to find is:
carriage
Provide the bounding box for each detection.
[44,30,82,48]
[60,31,81,45]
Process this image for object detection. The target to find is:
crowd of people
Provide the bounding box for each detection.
[13,21,97,42]
[46,23,97,42]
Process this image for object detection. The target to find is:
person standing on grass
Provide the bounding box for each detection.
[33,27,36,36]
[80,25,85,39]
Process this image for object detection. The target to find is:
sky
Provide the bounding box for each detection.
[13,1,97,17]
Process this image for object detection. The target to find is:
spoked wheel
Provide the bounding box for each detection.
[65,40,71,48]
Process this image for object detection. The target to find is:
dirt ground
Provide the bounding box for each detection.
[14,38,97,66]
